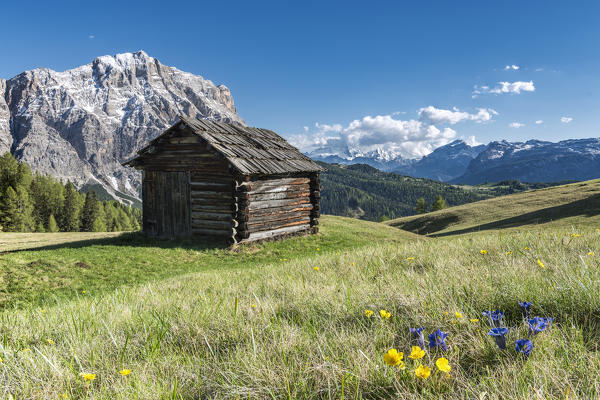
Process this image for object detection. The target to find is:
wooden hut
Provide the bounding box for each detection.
[124,116,323,243]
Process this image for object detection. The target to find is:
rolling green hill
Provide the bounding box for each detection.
[320,162,571,221]
[1,214,600,398]
[386,179,600,236]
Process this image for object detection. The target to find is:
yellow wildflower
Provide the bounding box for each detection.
[571,233,581,238]
[351,262,355,266]
[408,346,425,359]
[251,304,257,309]
[455,312,463,319]
[41,309,46,313]
[313,266,320,272]
[383,348,404,366]
[22,348,30,353]
[480,249,488,255]
[588,251,595,256]
[60,393,69,399]
[379,309,391,319]
[524,246,531,251]
[470,318,480,323]
[82,290,86,294]
[79,372,96,386]
[47,338,55,345]
[506,251,512,255]
[537,259,545,269]
[415,364,431,379]
[316,247,320,251]
[443,311,449,316]
[120,369,132,376]
[436,357,451,373]
[407,257,415,261]
[364,310,374,318]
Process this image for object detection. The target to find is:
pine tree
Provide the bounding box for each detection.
[47,214,59,232]
[110,217,121,232]
[431,195,447,211]
[36,222,46,232]
[118,209,132,231]
[0,187,19,230]
[81,192,103,231]
[0,186,34,231]
[61,181,82,231]
[129,214,141,231]
[91,217,107,232]
[415,197,427,214]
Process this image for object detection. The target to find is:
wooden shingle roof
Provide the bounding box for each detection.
[125,116,324,175]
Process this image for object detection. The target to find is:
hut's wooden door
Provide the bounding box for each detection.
[143,170,191,238]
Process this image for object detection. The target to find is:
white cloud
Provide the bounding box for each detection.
[504,65,520,70]
[89,35,95,39]
[418,106,497,125]
[463,135,482,146]
[561,116,573,123]
[286,106,496,159]
[473,81,535,97]
[509,122,525,128]
[535,120,543,124]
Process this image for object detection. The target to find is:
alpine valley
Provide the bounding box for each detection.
[1,50,599,204]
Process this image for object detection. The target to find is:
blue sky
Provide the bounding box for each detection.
[1,0,598,158]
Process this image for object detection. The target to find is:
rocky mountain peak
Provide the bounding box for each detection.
[0,51,244,202]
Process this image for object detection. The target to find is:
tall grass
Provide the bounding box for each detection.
[0,224,599,398]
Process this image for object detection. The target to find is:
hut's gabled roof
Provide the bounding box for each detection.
[124,116,324,175]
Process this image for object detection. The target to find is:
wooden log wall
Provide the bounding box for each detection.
[142,170,191,238]
[190,172,236,241]
[235,175,317,242]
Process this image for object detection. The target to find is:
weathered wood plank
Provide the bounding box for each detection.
[247,217,311,232]
[241,177,310,193]
[191,211,234,221]
[247,198,311,210]
[243,224,311,242]
[249,190,310,202]
[248,210,311,225]
[190,191,233,200]
[248,203,312,217]
[192,227,236,237]
[191,219,237,229]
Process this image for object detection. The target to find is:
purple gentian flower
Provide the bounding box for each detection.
[518,302,532,317]
[482,310,505,327]
[410,327,426,349]
[528,317,552,335]
[515,339,534,357]
[428,329,449,351]
[488,327,509,349]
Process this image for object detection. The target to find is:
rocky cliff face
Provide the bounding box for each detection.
[0,51,244,201]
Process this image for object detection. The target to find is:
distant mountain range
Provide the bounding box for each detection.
[308,138,600,184]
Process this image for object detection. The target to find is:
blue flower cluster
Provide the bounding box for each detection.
[484,301,552,358]
[410,327,449,351]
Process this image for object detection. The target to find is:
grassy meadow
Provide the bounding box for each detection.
[0,191,600,398]
[386,179,600,236]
